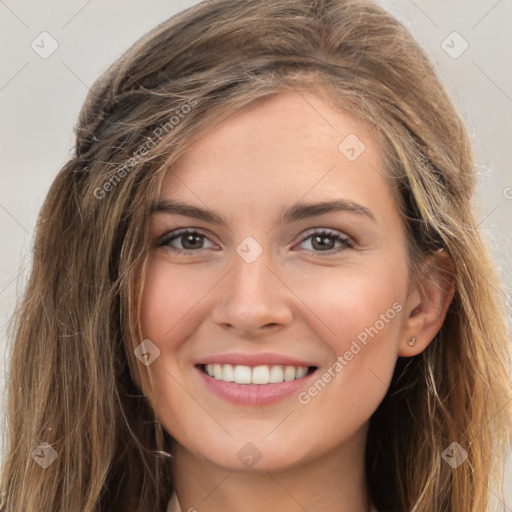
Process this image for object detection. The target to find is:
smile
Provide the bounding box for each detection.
[201,363,315,384]
[195,354,319,405]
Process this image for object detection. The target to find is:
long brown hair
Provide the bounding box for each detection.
[1,1,511,510]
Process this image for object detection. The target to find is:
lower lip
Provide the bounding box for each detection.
[197,366,317,406]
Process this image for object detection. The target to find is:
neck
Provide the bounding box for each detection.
[170,425,375,512]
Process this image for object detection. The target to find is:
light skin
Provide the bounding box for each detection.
[138,92,453,512]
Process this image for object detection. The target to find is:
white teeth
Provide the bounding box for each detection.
[269,365,284,383]
[252,365,270,384]
[233,365,252,384]
[283,365,296,381]
[202,363,311,384]
[213,363,223,380]
[295,366,308,379]
[222,363,235,382]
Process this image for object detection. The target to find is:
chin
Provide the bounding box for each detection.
[178,432,308,473]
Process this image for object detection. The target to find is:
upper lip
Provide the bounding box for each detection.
[195,352,316,368]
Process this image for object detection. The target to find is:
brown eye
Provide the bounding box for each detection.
[159,228,215,254]
[297,229,354,253]
[179,233,205,250]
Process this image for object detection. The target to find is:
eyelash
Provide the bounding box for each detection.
[158,227,355,256]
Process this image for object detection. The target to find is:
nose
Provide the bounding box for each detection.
[210,247,293,337]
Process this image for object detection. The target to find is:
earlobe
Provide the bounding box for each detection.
[398,250,455,357]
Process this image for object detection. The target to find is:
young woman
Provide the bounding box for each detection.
[1,1,511,511]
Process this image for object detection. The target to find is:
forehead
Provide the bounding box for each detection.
[159,92,394,221]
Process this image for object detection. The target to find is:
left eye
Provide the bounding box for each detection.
[296,229,354,253]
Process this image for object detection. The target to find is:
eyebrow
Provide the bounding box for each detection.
[151,198,376,225]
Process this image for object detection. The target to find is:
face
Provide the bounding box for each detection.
[139,91,412,471]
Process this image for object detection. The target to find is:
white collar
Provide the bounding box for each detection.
[166,490,182,512]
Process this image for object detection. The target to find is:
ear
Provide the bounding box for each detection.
[398,249,455,357]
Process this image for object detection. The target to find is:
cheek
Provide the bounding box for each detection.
[140,256,214,342]
[138,257,212,404]
[290,258,406,347]
[290,257,406,411]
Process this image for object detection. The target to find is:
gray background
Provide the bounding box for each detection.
[0,0,511,507]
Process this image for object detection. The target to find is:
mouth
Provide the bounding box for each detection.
[195,360,319,406]
[198,363,317,384]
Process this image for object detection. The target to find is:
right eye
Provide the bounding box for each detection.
[159,228,217,255]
